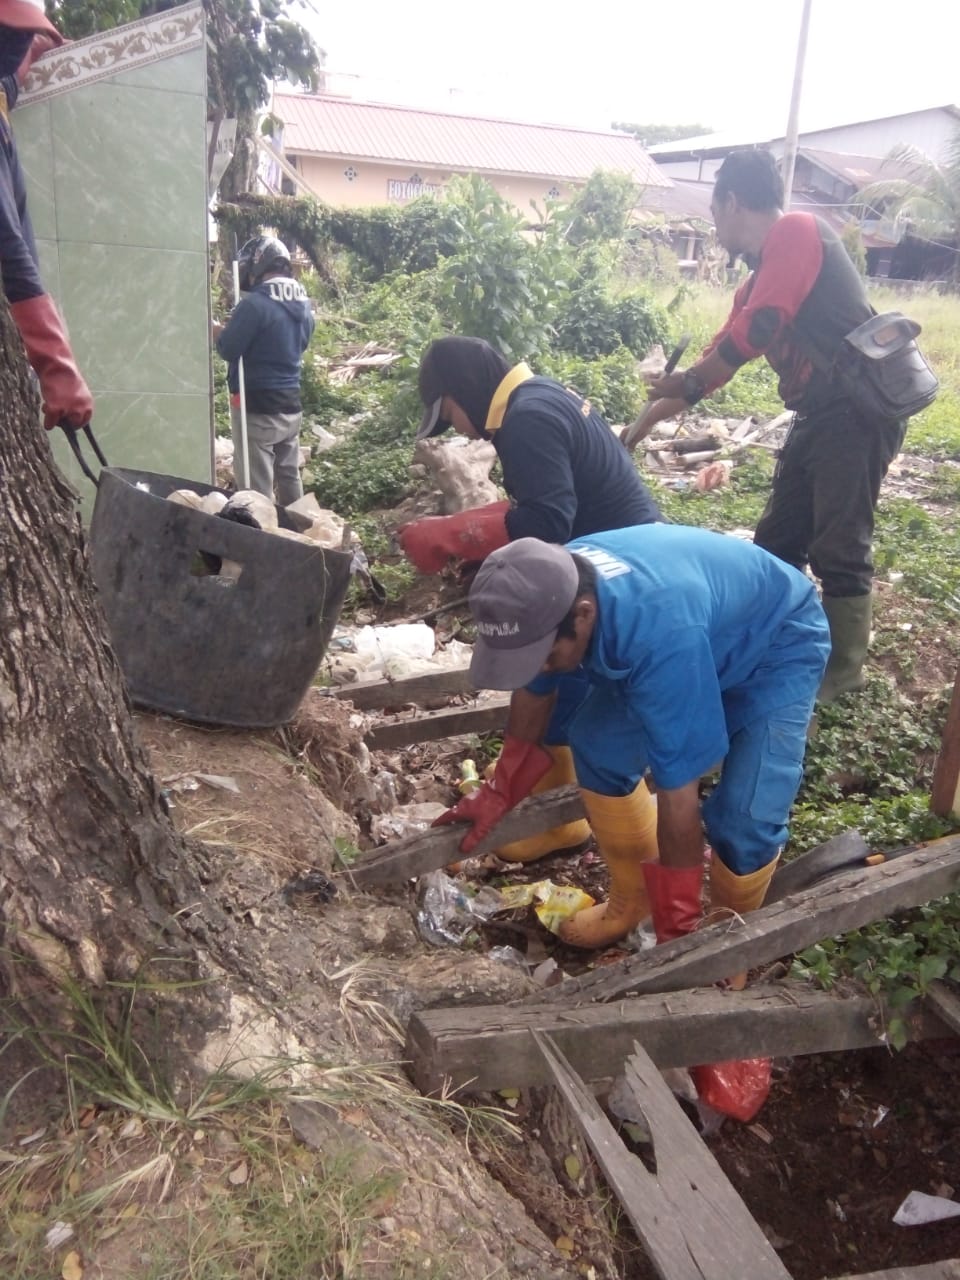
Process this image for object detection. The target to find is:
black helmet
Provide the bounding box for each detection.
[237,235,291,291]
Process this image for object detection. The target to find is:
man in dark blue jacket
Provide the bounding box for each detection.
[215,235,314,505]
[400,336,661,569]
[1,0,92,433]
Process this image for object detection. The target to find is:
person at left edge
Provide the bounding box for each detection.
[1,0,93,432]
[399,335,664,868]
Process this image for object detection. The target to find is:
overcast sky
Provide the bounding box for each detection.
[293,0,958,143]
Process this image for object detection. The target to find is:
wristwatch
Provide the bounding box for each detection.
[681,368,706,406]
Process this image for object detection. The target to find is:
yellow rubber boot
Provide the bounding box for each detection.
[558,782,659,949]
[707,854,779,989]
[492,745,591,864]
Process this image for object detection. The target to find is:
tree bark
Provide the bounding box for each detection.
[0,294,218,1024]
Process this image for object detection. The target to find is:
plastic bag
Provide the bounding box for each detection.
[691,1057,771,1122]
[497,880,595,936]
[416,870,504,947]
[355,623,434,672]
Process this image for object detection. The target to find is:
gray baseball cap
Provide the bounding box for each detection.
[468,539,579,690]
[416,397,449,441]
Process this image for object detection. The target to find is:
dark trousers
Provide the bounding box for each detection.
[753,401,906,598]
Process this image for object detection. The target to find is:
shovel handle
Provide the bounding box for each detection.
[64,423,108,488]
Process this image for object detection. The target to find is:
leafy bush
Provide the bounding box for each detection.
[310,432,411,517]
[554,276,669,359]
[325,199,464,278]
[300,357,366,421]
[538,347,646,424]
[553,277,622,357]
[436,176,565,360]
[614,291,671,354]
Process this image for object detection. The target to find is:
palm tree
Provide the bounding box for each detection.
[858,128,960,281]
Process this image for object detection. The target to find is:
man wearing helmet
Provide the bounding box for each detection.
[1,0,93,432]
[214,234,314,504]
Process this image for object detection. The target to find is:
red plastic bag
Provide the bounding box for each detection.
[691,1057,772,1122]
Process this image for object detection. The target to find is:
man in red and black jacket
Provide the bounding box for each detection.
[1,0,92,433]
[630,149,905,702]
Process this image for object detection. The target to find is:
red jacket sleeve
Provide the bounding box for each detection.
[715,214,824,368]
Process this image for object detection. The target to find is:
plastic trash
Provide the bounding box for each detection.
[894,1191,960,1226]
[458,759,482,795]
[695,460,732,492]
[691,1058,772,1123]
[497,880,595,936]
[370,801,446,843]
[487,945,527,968]
[355,623,435,673]
[416,870,505,947]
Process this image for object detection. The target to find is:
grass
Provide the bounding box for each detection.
[0,977,517,1280]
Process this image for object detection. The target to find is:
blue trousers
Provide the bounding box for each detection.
[542,649,825,875]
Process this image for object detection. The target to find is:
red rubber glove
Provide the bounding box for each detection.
[10,295,94,431]
[399,500,510,574]
[433,736,553,854]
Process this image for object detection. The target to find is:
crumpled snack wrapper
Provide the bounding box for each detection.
[497,880,595,936]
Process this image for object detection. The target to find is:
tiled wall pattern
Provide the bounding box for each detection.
[14,3,212,501]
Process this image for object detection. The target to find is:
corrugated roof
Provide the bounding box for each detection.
[642,179,715,222]
[648,104,960,159]
[273,94,671,187]
[798,147,919,188]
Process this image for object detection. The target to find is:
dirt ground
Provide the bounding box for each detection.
[100,668,959,1280]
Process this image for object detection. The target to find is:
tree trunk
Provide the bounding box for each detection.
[0,294,219,1026]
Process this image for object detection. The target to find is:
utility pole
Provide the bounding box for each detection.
[781,0,813,210]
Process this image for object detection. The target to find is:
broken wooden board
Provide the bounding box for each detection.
[925,980,960,1037]
[341,786,583,887]
[838,1265,960,1280]
[523,837,960,1006]
[406,984,941,1096]
[931,666,960,820]
[534,1032,791,1280]
[331,666,475,712]
[364,695,510,752]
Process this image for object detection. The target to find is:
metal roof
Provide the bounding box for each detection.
[648,104,960,159]
[273,93,671,187]
[797,147,920,188]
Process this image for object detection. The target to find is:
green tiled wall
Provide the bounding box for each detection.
[14,42,212,502]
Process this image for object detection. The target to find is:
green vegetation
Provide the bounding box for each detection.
[220,169,960,1025]
[1,976,514,1279]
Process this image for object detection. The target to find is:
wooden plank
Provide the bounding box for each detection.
[331,666,475,711]
[837,1264,960,1280]
[524,837,960,1006]
[925,980,960,1037]
[534,1032,791,1280]
[364,695,509,751]
[405,985,940,1096]
[931,666,960,819]
[341,785,584,887]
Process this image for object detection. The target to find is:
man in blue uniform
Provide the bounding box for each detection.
[435,526,829,952]
[215,234,315,505]
[1,0,93,432]
[400,336,664,867]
